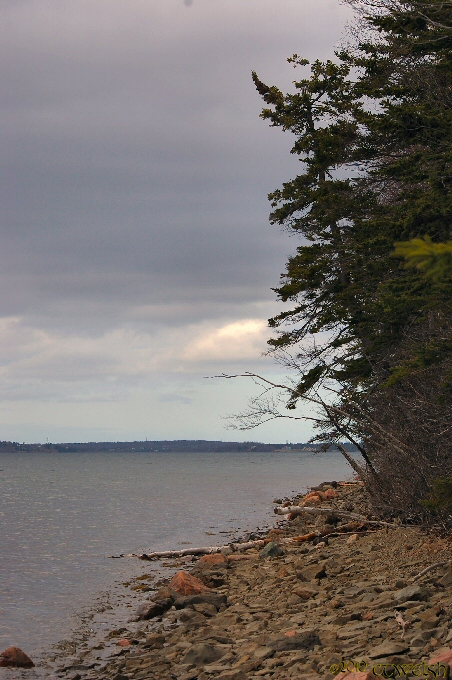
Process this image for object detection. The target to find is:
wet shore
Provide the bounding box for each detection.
[9,481,452,680]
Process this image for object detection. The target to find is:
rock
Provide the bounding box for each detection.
[182,643,227,666]
[346,533,359,544]
[217,671,247,680]
[323,489,337,499]
[179,609,207,626]
[198,554,227,567]
[292,584,319,600]
[299,492,323,506]
[393,585,428,603]
[144,633,165,649]
[134,601,165,620]
[438,568,452,588]
[170,571,211,595]
[193,602,218,617]
[174,592,227,610]
[227,554,258,562]
[0,647,35,668]
[298,563,326,581]
[368,640,411,658]
[260,541,284,558]
[429,647,452,667]
[116,639,131,647]
[273,498,283,504]
[154,586,175,600]
[268,632,320,652]
[344,585,364,597]
[253,646,274,660]
[335,673,372,680]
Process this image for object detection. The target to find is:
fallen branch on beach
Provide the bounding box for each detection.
[128,538,270,561]
[413,561,450,582]
[275,504,406,527]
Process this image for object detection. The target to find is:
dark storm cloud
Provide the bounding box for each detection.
[0,0,353,440]
[2,0,351,331]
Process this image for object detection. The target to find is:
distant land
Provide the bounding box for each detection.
[0,440,357,453]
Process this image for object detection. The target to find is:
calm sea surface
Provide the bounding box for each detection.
[0,450,352,657]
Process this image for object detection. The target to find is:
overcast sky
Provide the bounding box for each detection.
[1,0,352,444]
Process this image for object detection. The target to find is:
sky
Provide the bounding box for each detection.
[1,0,353,444]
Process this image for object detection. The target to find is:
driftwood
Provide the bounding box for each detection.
[129,538,269,561]
[413,561,450,582]
[275,505,405,528]
[275,505,365,521]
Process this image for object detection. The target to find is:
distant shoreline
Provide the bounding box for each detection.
[0,439,358,454]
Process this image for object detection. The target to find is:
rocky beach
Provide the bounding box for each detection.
[5,481,452,680]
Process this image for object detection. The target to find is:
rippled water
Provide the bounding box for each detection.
[0,449,352,657]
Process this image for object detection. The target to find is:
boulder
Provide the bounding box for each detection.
[178,609,207,626]
[134,601,166,620]
[144,633,165,649]
[268,632,320,652]
[193,602,218,617]
[0,647,34,668]
[169,571,210,596]
[298,563,326,581]
[299,492,323,506]
[198,554,228,567]
[429,647,452,668]
[174,592,227,610]
[393,585,428,603]
[260,541,284,559]
[292,584,320,600]
[182,643,227,666]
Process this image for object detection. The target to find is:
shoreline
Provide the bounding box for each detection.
[13,481,452,680]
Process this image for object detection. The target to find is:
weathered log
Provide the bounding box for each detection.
[275,505,405,527]
[275,505,365,521]
[128,538,270,561]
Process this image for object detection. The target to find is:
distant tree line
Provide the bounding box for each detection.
[0,440,357,454]
[237,0,452,521]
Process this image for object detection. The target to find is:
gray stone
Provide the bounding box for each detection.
[217,671,248,680]
[134,601,165,620]
[268,632,320,652]
[393,585,428,603]
[253,647,274,660]
[368,640,411,659]
[343,585,365,597]
[182,643,227,667]
[174,593,227,610]
[438,569,452,587]
[260,541,284,559]
[193,602,218,617]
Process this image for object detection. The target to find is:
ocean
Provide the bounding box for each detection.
[0,449,353,661]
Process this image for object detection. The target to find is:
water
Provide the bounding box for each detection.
[0,449,352,658]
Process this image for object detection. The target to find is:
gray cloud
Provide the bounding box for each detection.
[1,0,352,441]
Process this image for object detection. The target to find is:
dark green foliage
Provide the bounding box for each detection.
[251,0,452,518]
[421,477,452,511]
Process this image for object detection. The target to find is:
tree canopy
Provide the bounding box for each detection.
[245,0,452,518]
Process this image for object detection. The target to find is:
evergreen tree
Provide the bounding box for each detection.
[247,0,452,517]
